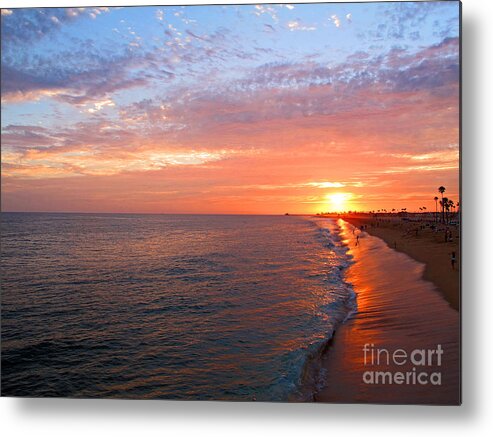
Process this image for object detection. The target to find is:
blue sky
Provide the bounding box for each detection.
[2,3,459,124]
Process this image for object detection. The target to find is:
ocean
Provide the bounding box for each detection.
[1,213,356,400]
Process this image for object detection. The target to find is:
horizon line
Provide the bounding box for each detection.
[0,211,312,216]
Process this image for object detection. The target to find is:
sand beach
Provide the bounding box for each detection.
[314,218,460,404]
[340,215,460,310]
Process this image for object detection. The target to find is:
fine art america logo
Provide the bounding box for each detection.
[362,344,443,386]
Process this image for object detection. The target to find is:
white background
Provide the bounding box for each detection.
[1,0,492,435]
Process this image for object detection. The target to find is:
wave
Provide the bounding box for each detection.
[289,218,358,401]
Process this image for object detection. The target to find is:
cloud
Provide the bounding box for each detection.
[1,119,261,179]
[331,15,341,28]
[305,181,346,189]
[253,4,278,22]
[2,36,459,183]
[88,7,110,20]
[1,7,111,46]
[84,99,116,113]
[360,1,458,42]
[1,46,169,105]
[346,13,352,23]
[2,9,291,107]
[106,36,458,164]
[381,149,459,175]
[1,147,246,179]
[287,20,316,32]
[65,35,458,157]
[1,9,13,16]
[1,125,57,149]
[0,65,66,103]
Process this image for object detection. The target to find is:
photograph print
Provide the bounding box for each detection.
[1,1,461,404]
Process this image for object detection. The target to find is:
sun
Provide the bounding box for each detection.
[327,193,350,212]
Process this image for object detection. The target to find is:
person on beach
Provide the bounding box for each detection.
[445,228,451,243]
[450,251,456,270]
[356,235,359,246]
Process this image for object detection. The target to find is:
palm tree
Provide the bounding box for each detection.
[448,199,455,222]
[434,196,439,223]
[438,186,446,223]
[441,197,450,224]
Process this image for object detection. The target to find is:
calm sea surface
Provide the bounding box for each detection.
[1,213,355,400]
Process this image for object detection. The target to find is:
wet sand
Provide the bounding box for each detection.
[339,215,460,311]
[315,219,460,404]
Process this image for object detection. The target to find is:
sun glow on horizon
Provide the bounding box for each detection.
[327,192,352,212]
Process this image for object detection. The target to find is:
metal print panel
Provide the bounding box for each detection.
[0,1,461,404]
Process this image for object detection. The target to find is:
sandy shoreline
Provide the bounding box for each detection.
[314,218,460,404]
[325,215,460,311]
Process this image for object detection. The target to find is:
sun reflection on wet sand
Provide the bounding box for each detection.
[315,219,460,404]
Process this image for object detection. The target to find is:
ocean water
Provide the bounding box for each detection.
[1,213,355,401]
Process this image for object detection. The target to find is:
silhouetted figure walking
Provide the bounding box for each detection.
[450,251,456,270]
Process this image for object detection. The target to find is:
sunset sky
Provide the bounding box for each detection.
[1,2,460,214]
